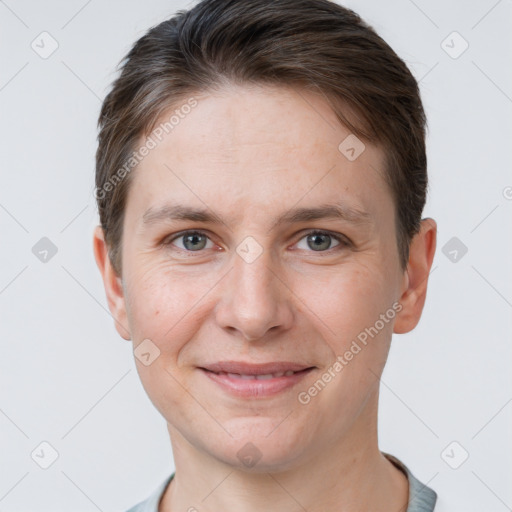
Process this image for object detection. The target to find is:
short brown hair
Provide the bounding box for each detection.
[95,0,428,275]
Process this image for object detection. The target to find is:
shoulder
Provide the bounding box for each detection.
[382,452,438,512]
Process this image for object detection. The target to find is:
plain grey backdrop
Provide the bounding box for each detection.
[1,0,511,510]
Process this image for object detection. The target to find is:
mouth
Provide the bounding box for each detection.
[199,361,316,398]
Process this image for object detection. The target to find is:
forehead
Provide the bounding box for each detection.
[126,84,392,228]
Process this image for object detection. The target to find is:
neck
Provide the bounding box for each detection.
[159,389,409,512]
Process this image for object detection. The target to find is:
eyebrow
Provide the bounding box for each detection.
[142,202,373,231]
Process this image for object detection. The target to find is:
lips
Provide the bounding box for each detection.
[214,370,298,380]
[200,361,314,376]
[199,361,315,398]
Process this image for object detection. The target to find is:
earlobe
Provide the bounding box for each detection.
[393,218,437,335]
[92,226,132,340]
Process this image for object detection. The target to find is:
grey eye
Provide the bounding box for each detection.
[297,232,341,252]
[172,231,213,251]
[308,233,332,251]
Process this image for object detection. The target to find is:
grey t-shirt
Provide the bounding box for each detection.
[126,452,438,512]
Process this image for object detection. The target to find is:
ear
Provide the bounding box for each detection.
[92,225,131,340]
[393,218,437,334]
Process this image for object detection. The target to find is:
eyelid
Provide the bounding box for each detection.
[298,229,351,252]
[164,229,350,253]
[293,229,350,251]
[164,230,217,251]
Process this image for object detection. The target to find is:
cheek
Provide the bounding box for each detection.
[297,262,393,348]
[124,265,206,418]
[298,265,396,427]
[124,263,203,347]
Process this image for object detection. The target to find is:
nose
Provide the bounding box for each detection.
[214,243,294,342]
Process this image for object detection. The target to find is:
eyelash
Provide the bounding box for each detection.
[163,229,350,255]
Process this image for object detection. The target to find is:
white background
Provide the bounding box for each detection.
[0,0,511,510]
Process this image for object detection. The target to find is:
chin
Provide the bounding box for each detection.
[213,419,308,473]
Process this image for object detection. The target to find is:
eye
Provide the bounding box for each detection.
[163,229,349,255]
[295,230,348,252]
[165,230,215,252]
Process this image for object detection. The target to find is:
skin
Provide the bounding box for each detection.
[94,83,436,512]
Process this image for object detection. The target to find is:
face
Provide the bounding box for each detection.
[95,83,433,472]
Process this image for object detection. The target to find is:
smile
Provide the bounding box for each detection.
[212,370,300,379]
[199,364,315,398]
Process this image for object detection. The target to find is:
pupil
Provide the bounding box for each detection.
[309,233,330,251]
[185,233,205,250]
